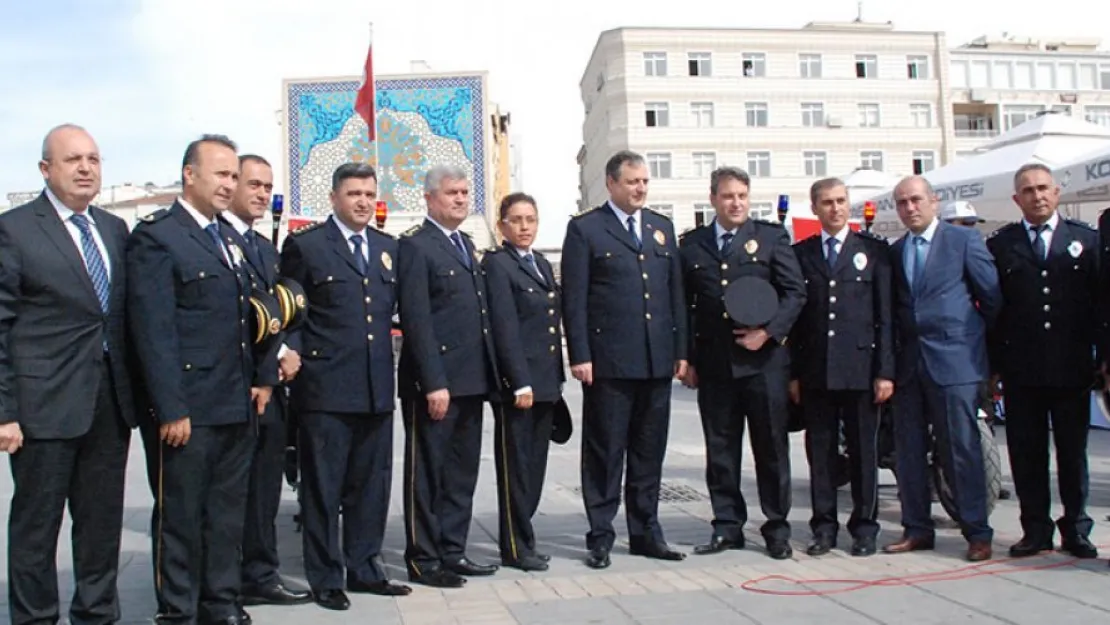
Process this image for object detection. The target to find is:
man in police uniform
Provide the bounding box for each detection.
[788,177,893,558]
[128,134,275,625]
[987,163,1099,559]
[280,163,409,609]
[220,154,312,606]
[678,166,805,560]
[561,150,688,569]
[481,192,565,572]
[398,164,500,587]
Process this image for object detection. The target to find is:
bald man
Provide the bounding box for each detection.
[0,124,137,624]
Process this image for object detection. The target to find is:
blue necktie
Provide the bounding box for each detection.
[244,229,263,269]
[524,253,545,284]
[350,234,368,275]
[205,223,226,264]
[720,232,733,255]
[70,213,110,314]
[1030,224,1047,261]
[826,237,839,268]
[627,215,641,249]
[450,232,472,269]
[912,236,927,290]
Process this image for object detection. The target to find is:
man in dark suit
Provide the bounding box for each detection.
[129,134,276,624]
[220,154,313,606]
[677,166,805,560]
[884,175,1001,562]
[788,177,893,558]
[280,163,410,609]
[0,124,136,625]
[987,163,1099,560]
[561,150,688,569]
[398,164,500,587]
[481,192,565,573]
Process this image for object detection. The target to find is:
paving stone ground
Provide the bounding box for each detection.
[3,382,1110,624]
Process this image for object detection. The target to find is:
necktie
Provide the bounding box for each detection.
[720,232,733,255]
[826,237,839,268]
[70,213,110,314]
[627,215,641,249]
[912,236,927,290]
[350,234,368,275]
[244,230,263,267]
[205,223,227,264]
[450,232,472,269]
[524,253,545,284]
[1030,224,1048,261]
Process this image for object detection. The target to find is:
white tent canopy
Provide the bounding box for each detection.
[1054,144,1110,205]
[852,114,1110,223]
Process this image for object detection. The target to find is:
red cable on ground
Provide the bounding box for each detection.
[739,547,1107,596]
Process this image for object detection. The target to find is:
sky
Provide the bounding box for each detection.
[0,0,1103,246]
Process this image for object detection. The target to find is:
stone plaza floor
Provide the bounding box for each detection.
[2,382,1110,624]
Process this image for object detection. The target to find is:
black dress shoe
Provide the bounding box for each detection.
[805,539,834,556]
[693,534,744,555]
[237,606,252,625]
[766,541,793,560]
[241,581,312,605]
[502,554,549,571]
[1061,536,1098,559]
[347,579,413,596]
[850,536,877,557]
[586,547,610,569]
[1008,537,1053,558]
[443,556,499,576]
[630,541,686,561]
[536,552,551,562]
[313,589,350,611]
[410,568,466,588]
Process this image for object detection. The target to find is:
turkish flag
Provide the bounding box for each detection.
[354,24,375,141]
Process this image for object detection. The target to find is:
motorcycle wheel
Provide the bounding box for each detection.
[933,416,1002,523]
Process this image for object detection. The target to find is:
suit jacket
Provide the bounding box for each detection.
[789,230,894,391]
[679,218,805,381]
[890,220,1001,386]
[0,193,137,438]
[396,219,498,399]
[561,204,687,380]
[987,218,1100,388]
[127,201,275,426]
[481,243,566,403]
[279,217,398,415]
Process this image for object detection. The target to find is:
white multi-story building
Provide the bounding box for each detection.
[577,22,953,232]
[949,33,1110,159]
[577,23,1110,233]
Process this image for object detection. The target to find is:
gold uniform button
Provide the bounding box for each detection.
[1041,270,1048,277]
[199,271,206,278]
[1044,322,1052,330]
[365,297,371,304]
[645,313,652,320]
[184,363,192,371]
[326,276,334,281]
[547,292,555,299]
[482,309,487,315]
[1043,287,1050,294]
[644,293,650,299]
[241,342,246,349]
[363,278,369,286]
[548,309,555,316]
[721,263,728,270]
[642,273,648,280]
[829,313,836,320]
[311,350,319,357]
[478,291,483,297]
[829,280,836,287]
[722,312,729,319]
[830,296,837,303]
[440,345,447,352]
[549,345,556,352]
[366,315,373,323]
[720,279,728,286]
[368,334,374,341]
[638,254,645,261]
[1043,304,1050,312]
[828,330,835,337]
[548,327,556,334]
[483,329,488,335]
[239,296,244,303]
[449,270,455,276]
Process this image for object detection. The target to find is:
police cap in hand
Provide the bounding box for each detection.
[723,276,779,328]
[273,277,308,331]
[249,287,283,348]
[551,397,573,445]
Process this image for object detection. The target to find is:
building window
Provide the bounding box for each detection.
[801,102,825,127]
[855,54,878,78]
[1100,65,1110,90]
[1003,105,1044,130]
[644,102,669,127]
[907,55,929,79]
[746,151,771,177]
[860,150,884,171]
[799,53,822,78]
[803,151,828,177]
[909,103,932,128]
[694,203,715,228]
[691,102,715,127]
[692,152,717,178]
[649,204,674,219]
[646,153,672,178]
[1086,105,1110,126]
[745,102,769,127]
[858,103,881,127]
[750,202,775,221]
[688,52,712,77]
[912,151,936,174]
[742,53,766,77]
[643,52,667,76]
[1079,64,1098,90]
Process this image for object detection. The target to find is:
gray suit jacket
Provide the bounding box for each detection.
[0,193,137,438]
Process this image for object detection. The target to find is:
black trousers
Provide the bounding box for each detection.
[149,422,254,623]
[402,395,484,575]
[241,394,287,588]
[697,372,792,543]
[7,361,131,625]
[581,378,672,552]
[802,389,880,541]
[493,400,554,561]
[299,410,393,591]
[1003,385,1092,542]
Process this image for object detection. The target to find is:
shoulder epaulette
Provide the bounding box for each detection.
[400,223,424,238]
[485,246,501,254]
[138,208,170,223]
[644,206,671,220]
[793,233,820,246]
[756,218,785,229]
[1065,218,1096,232]
[367,225,395,240]
[571,207,597,219]
[678,227,695,240]
[988,221,1021,239]
[855,229,888,243]
[289,220,324,236]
